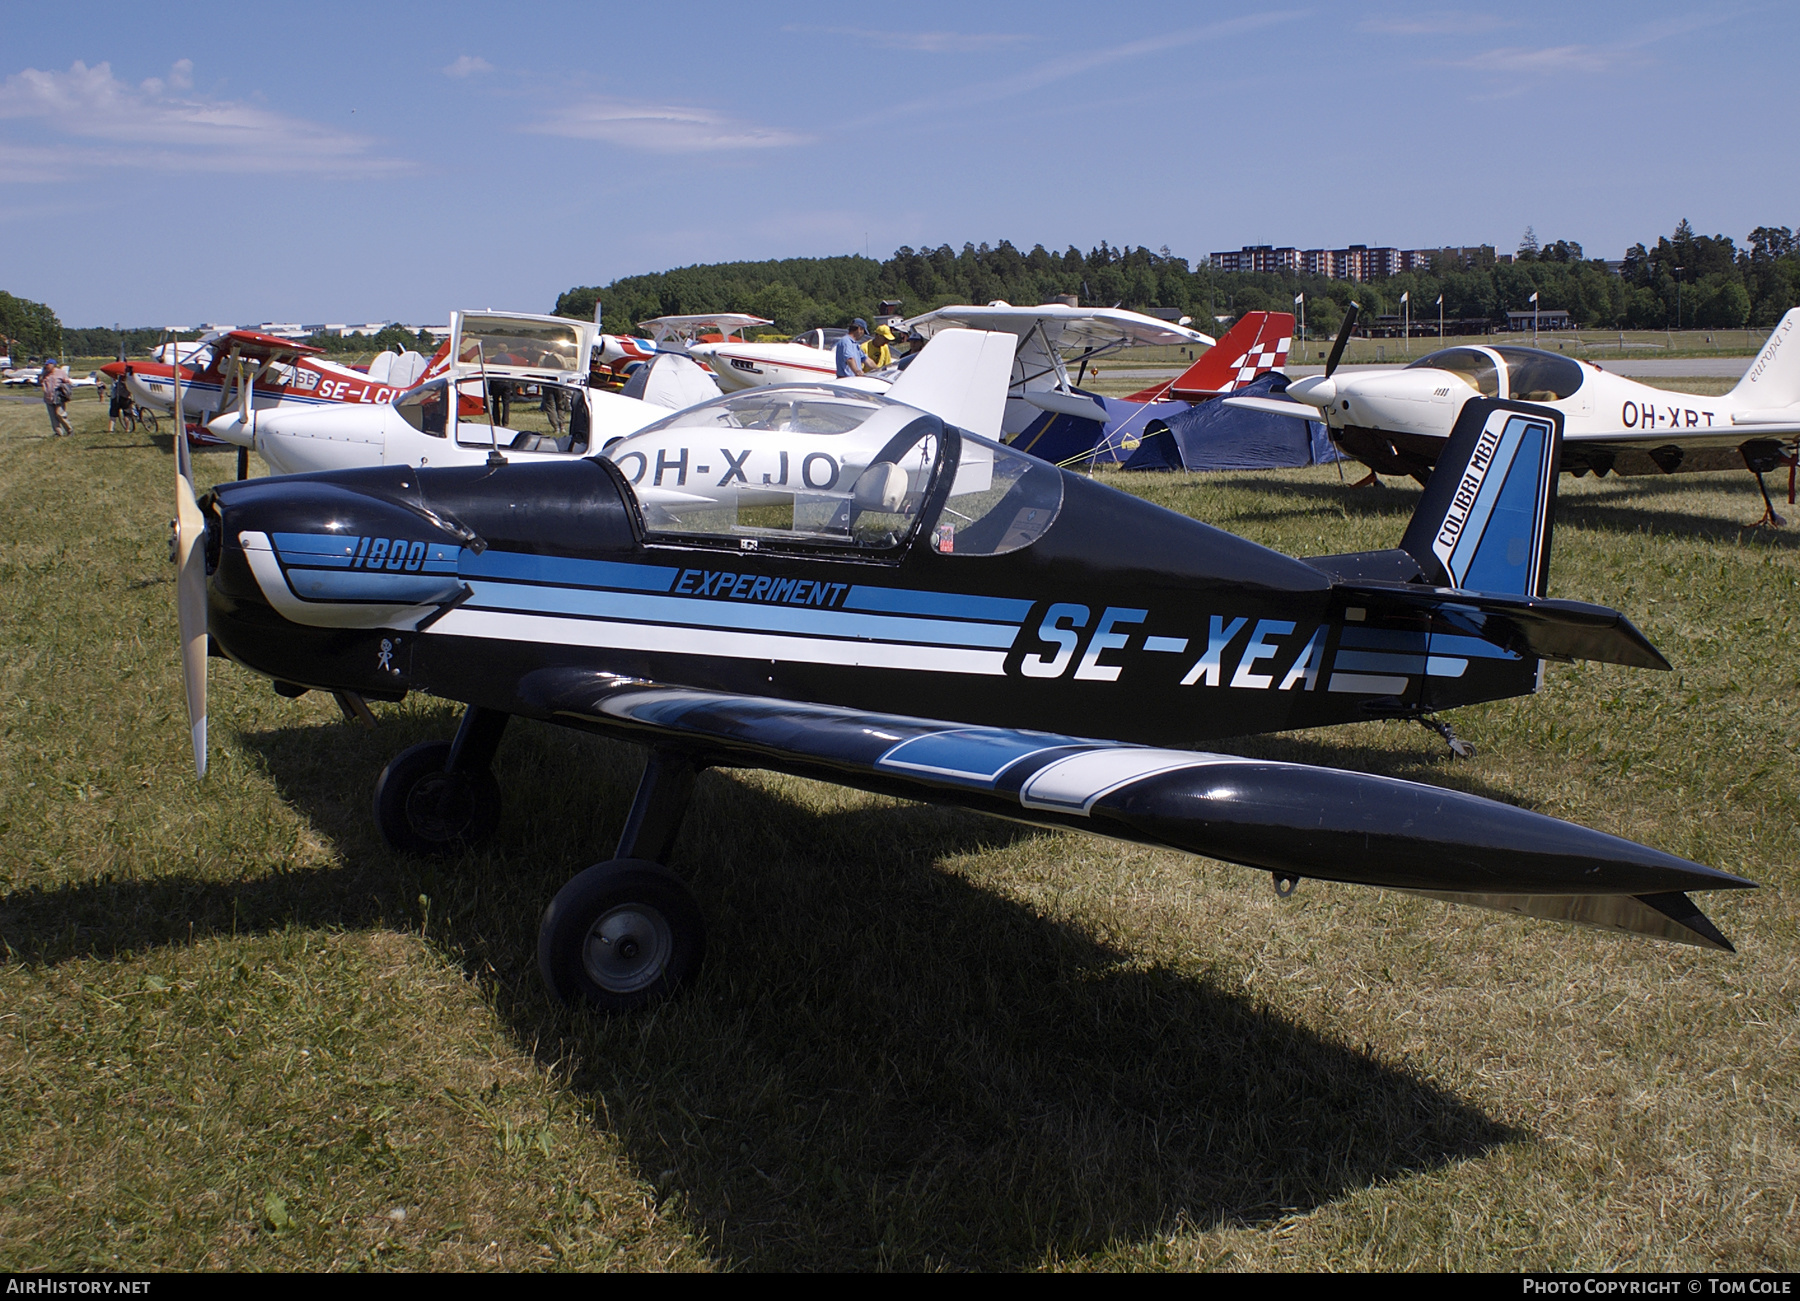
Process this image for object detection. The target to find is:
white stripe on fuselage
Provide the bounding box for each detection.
[431,606,1009,675]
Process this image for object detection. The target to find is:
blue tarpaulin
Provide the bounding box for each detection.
[1010,372,1342,472]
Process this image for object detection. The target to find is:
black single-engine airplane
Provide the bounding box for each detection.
[169,331,1753,1010]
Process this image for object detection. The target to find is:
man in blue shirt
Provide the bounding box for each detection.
[834,319,869,377]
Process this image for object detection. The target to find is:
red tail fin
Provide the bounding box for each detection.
[1125,311,1294,402]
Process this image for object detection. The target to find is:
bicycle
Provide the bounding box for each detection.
[120,403,159,435]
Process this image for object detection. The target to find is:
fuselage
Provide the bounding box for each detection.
[225,376,664,476]
[687,340,842,391]
[197,394,1541,750]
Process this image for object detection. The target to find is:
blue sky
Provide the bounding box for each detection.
[3,1,1794,327]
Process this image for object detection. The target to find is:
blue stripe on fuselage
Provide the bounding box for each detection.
[460,550,678,593]
[842,585,1034,624]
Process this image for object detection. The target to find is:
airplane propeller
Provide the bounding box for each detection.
[172,357,207,777]
[1287,301,1361,411]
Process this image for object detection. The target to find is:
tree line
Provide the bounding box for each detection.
[557,219,1800,338]
[6,217,1796,362]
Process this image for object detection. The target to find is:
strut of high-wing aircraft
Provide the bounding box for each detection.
[147,298,1790,1011]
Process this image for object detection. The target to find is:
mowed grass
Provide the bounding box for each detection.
[0,387,1796,1271]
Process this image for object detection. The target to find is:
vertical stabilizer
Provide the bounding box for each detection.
[1399,398,1562,596]
[1727,307,1800,408]
[884,328,1016,440]
[1157,311,1294,400]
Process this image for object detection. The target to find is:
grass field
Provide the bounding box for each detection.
[0,389,1796,1271]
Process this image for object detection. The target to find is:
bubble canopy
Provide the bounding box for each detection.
[605,386,1063,557]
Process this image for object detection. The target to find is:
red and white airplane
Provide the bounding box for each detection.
[103,330,432,444]
[1119,309,1293,403]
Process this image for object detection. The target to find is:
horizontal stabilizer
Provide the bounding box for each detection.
[1333,580,1671,670]
[1730,404,1800,430]
[1222,394,1314,420]
[1022,389,1111,422]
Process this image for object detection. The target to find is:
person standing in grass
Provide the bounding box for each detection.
[108,368,132,433]
[39,360,74,437]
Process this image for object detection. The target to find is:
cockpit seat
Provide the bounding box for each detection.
[852,461,909,513]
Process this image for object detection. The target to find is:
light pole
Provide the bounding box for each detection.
[1673,267,1684,333]
[1436,293,1444,339]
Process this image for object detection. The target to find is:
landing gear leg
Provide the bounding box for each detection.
[1421,714,1476,759]
[538,749,707,1012]
[1751,470,1787,529]
[371,706,508,854]
[1351,470,1381,488]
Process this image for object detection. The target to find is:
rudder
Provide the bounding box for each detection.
[1399,398,1561,597]
[1727,306,1800,408]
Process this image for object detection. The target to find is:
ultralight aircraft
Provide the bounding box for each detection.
[168,329,1753,1012]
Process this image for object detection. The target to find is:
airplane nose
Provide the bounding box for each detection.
[1287,375,1337,409]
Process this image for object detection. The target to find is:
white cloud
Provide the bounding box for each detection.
[443,55,493,78]
[0,60,410,178]
[871,11,1304,124]
[781,25,1036,53]
[1359,13,1510,36]
[529,99,811,152]
[1452,44,1631,75]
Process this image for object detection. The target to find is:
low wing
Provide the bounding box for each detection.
[519,674,1749,950]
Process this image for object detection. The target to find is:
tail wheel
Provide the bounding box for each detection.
[372,740,501,855]
[538,859,706,1012]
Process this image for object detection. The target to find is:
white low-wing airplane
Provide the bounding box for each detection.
[1230,307,1800,524]
[904,302,1216,438]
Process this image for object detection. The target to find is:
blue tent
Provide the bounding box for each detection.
[1010,372,1342,472]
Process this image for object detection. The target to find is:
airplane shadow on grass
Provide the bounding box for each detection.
[1,706,1515,1269]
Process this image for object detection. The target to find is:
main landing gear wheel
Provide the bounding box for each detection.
[538,859,706,1013]
[372,740,501,854]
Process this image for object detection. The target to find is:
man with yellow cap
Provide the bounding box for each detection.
[863,323,899,370]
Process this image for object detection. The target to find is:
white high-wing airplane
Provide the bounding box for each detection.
[212,310,717,476]
[1230,307,1800,524]
[668,304,1216,427]
[904,303,1215,438]
[668,315,859,391]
